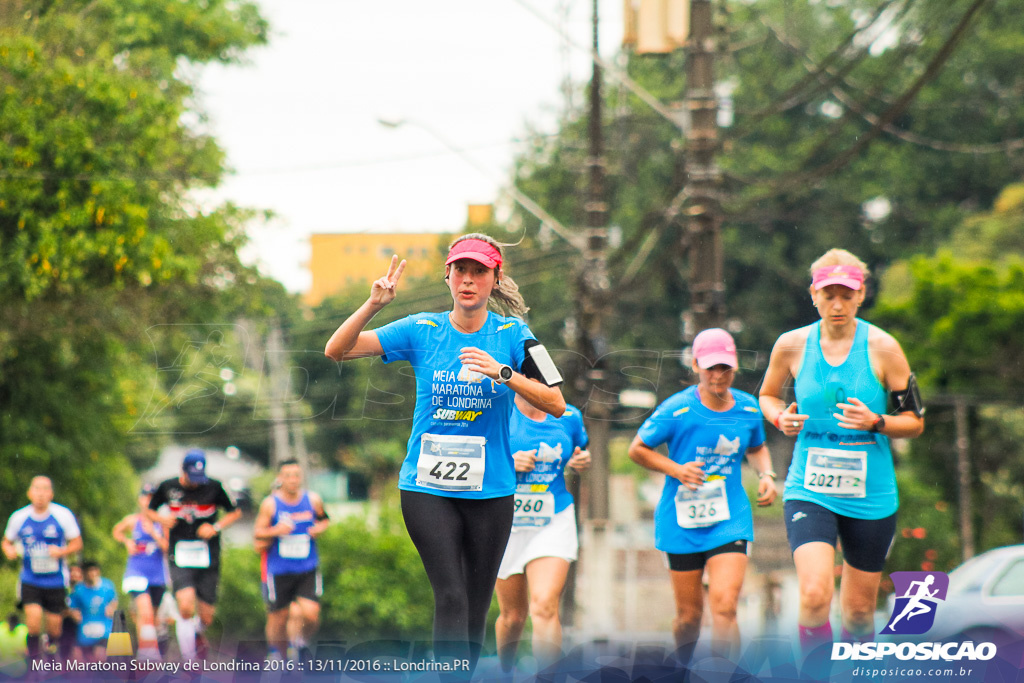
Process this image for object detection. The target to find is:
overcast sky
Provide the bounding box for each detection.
[196,0,626,293]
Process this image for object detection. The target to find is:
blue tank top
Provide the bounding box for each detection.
[784,320,898,518]
[125,518,167,585]
[266,492,319,576]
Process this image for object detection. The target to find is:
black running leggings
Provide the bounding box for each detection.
[401,490,514,667]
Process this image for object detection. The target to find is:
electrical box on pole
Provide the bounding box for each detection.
[624,0,690,54]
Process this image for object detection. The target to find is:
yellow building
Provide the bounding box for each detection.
[305,232,446,306]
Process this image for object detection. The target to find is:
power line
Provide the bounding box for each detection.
[731,0,994,208]
[0,136,559,184]
[755,6,1024,156]
[731,0,908,138]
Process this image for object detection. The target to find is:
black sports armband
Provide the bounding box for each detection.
[316,510,330,521]
[521,339,564,387]
[890,373,925,418]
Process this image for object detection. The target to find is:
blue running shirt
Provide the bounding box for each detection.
[510,403,588,526]
[785,320,897,519]
[375,311,536,499]
[637,386,766,554]
[69,578,117,646]
[3,504,80,589]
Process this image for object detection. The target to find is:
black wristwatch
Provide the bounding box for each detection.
[870,414,886,433]
[496,365,514,384]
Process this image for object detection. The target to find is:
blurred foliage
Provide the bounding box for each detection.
[874,183,1024,563]
[885,467,961,575]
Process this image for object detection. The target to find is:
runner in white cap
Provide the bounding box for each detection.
[324,233,565,672]
[629,329,776,664]
[759,248,925,653]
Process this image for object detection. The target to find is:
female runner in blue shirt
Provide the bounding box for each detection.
[494,395,590,673]
[628,328,777,665]
[759,248,925,654]
[325,233,565,670]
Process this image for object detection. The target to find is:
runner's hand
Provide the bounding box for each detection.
[778,402,809,436]
[834,397,876,431]
[272,519,296,537]
[123,539,138,555]
[196,523,217,540]
[308,521,329,539]
[48,545,65,559]
[513,449,537,473]
[568,448,591,472]
[675,461,706,491]
[756,476,777,507]
[369,255,406,307]
[459,347,501,380]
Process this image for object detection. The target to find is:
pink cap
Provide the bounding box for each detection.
[692,328,738,369]
[445,238,502,269]
[812,264,864,290]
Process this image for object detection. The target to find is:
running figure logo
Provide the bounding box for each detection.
[881,571,949,635]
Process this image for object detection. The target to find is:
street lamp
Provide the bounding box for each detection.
[376,117,584,251]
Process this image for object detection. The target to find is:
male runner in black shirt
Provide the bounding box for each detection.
[148,449,241,659]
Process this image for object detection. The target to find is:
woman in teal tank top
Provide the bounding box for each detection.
[759,249,925,655]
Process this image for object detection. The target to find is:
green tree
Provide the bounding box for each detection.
[873,183,1024,561]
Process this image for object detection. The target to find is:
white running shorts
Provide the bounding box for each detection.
[497,505,579,580]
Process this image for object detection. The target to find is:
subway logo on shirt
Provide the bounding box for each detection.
[431,409,485,422]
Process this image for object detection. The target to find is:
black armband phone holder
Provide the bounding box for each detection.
[890,373,925,418]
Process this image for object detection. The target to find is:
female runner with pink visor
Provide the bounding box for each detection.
[759,249,925,654]
[325,233,565,672]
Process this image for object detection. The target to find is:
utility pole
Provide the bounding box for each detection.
[954,396,974,561]
[266,321,293,468]
[683,0,725,333]
[573,0,615,638]
[579,0,612,523]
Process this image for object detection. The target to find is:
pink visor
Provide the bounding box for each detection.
[445,238,502,269]
[692,328,738,369]
[812,264,864,290]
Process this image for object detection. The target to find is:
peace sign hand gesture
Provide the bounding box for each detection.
[369,255,407,307]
